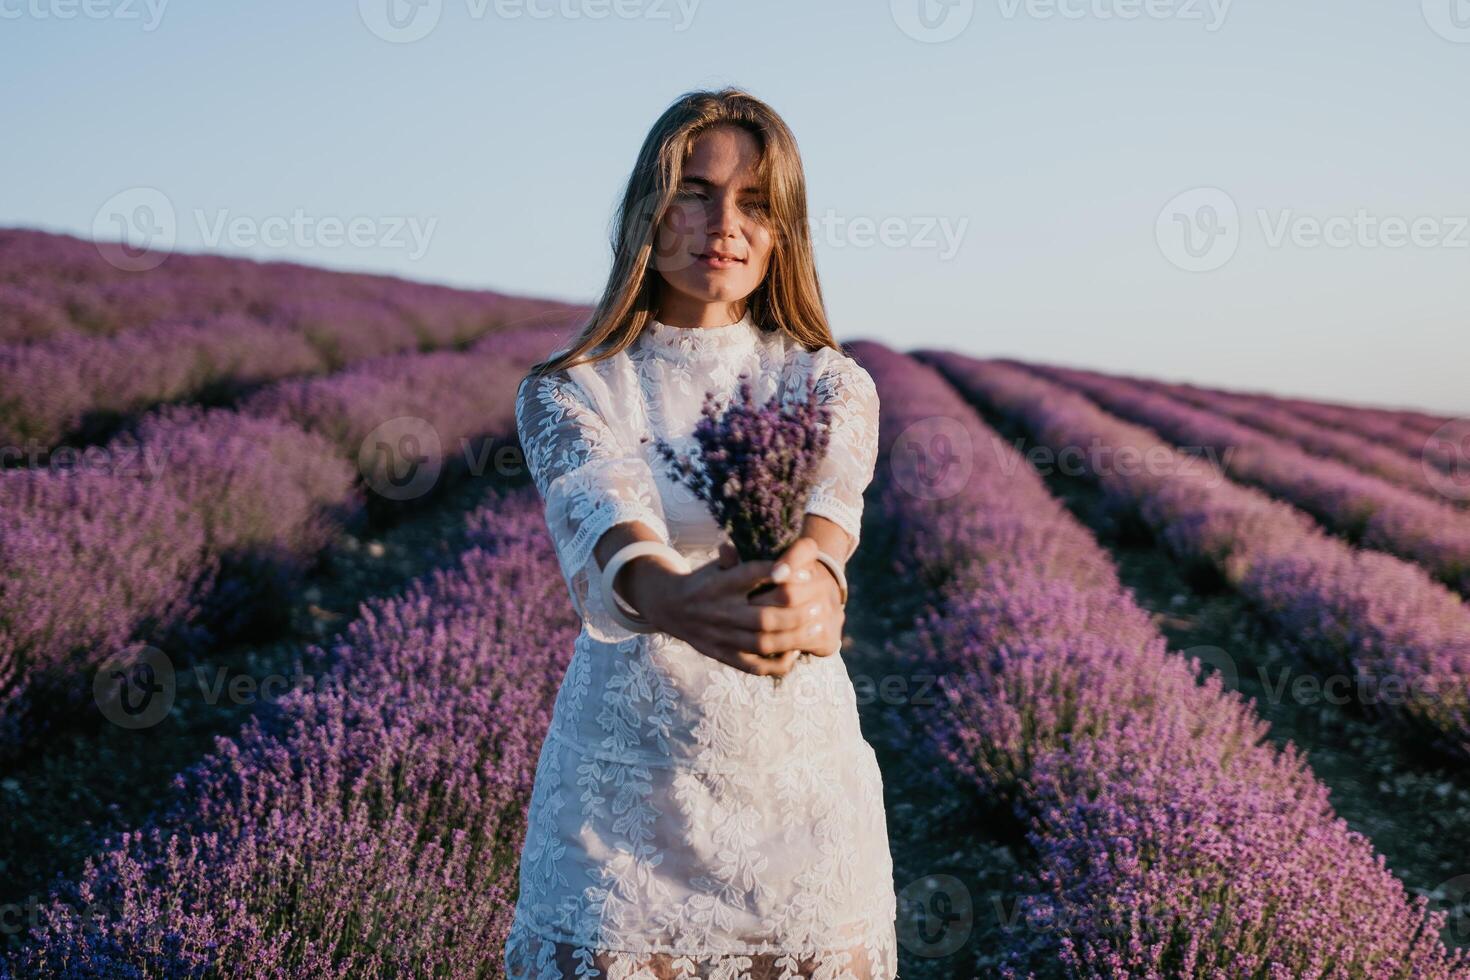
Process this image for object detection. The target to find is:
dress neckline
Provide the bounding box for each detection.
[637,311,761,360]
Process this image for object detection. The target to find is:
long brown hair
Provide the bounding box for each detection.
[526,86,840,379]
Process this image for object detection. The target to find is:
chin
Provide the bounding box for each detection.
[705,282,752,301]
[670,277,751,305]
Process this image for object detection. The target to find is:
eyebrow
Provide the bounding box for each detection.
[681,175,765,194]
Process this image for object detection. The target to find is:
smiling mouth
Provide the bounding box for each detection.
[696,257,746,271]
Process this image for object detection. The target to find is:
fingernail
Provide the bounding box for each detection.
[811,622,824,633]
[808,603,821,617]
[796,568,812,582]
[772,563,790,582]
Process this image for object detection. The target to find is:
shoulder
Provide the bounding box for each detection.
[780,339,877,402]
[515,361,587,427]
[820,345,876,387]
[516,364,564,408]
[518,345,627,403]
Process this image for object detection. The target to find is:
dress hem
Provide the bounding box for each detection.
[503,902,899,972]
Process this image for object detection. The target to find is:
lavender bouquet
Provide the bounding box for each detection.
[646,374,833,677]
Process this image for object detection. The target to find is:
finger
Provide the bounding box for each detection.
[771,537,820,582]
[746,567,817,605]
[732,657,769,676]
[715,650,769,676]
[700,599,770,631]
[721,627,770,655]
[747,581,818,608]
[750,582,829,615]
[757,602,813,634]
[743,649,801,676]
[774,534,818,564]
[725,648,794,675]
[776,557,821,589]
[718,601,807,633]
[754,617,831,656]
[717,541,739,569]
[721,558,779,593]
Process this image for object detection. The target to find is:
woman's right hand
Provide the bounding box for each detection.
[620,542,817,677]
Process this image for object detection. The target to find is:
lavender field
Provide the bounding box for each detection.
[3,229,1470,978]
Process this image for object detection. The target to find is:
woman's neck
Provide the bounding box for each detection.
[652,301,748,329]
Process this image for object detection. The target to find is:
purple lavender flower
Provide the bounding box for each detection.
[643,374,832,680]
[648,374,832,563]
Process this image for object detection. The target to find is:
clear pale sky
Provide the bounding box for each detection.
[3,0,1466,413]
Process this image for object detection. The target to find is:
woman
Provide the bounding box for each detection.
[505,87,896,980]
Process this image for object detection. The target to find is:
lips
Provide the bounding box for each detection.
[696,252,746,268]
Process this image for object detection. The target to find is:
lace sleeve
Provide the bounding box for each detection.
[515,365,673,641]
[802,350,880,562]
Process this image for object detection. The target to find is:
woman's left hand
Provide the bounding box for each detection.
[719,537,844,657]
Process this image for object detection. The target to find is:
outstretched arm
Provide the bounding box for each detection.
[516,366,676,641]
[589,519,812,674]
[592,518,684,619]
[518,365,825,674]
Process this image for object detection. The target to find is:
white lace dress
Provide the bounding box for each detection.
[505,312,897,979]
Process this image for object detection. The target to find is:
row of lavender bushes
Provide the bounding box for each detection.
[1145,367,1453,447]
[0,227,556,345]
[1125,374,1463,508]
[0,322,564,754]
[0,227,579,446]
[857,342,1466,977]
[240,328,541,521]
[4,485,573,977]
[1269,390,1452,444]
[1270,392,1464,477]
[1016,361,1470,596]
[922,353,1470,765]
[0,410,356,753]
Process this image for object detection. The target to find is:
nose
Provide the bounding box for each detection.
[708,191,742,240]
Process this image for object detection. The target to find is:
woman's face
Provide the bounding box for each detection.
[651,124,774,325]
